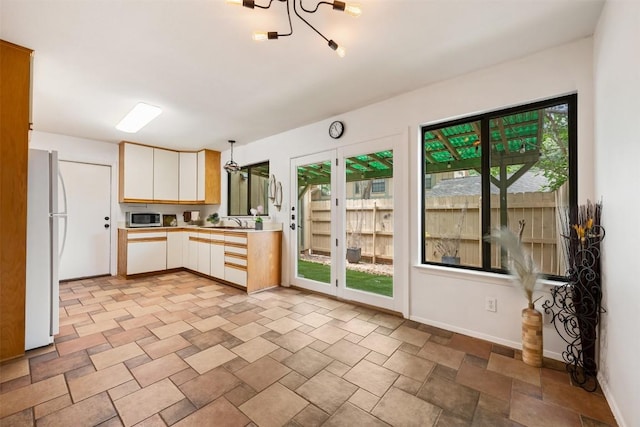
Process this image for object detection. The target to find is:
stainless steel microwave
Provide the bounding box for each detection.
[126,212,162,228]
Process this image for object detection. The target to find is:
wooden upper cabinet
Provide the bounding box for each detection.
[0,40,33,361]
[119,142,154,202]
[119,141,220,204]
[197,149,221,204]
[153,148,179,202]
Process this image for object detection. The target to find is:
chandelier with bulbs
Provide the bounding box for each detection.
[226,0,362,57]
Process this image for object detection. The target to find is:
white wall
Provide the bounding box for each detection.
[29,132,225,276]
[29,131,120,276]
[33,35,599,369]
[593,1,640,426]
[229,37,595,360]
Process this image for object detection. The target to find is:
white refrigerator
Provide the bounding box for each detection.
[25,149,65,350]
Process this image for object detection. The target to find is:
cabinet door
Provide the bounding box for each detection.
[197,150,221,204]
[197,150,206,202]
[166,231,183,269]
[187,233,198,271]
[153,148,179,202]
[179,152,198,202]
[197,233,211,275]
[121,143,154,201]
[127,232,167,275]
[210,242,225,279]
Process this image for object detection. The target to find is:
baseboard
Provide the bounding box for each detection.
[597,372,627,427]
[409,315,564,361]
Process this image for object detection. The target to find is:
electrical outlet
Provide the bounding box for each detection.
[485,297,497,312]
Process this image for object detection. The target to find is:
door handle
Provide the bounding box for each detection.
[104,224,110,229]
[290,223,296,230]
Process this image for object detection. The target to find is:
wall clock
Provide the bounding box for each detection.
[329,120,344,139]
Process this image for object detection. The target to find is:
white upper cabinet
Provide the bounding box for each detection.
[179,152,198,202]
[153,148,179,201]
[119,142,219,204]
[120,142,154,201]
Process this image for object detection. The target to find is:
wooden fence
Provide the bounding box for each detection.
[302,199,394,264]
[302,190,566,275]
[423,192,565,275]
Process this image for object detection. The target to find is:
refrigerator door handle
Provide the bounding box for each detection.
[55,169,69,258]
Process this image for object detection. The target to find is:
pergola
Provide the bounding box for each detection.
[296,151,394,199]
[424,109,551,228]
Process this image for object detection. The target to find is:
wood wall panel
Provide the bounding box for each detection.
[0,40,32,361]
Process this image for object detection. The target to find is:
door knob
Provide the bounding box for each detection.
[290,223,296,230]
[104,224,110,229]
[104,216,110,221]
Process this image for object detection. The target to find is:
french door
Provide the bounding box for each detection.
[290,136,405,312]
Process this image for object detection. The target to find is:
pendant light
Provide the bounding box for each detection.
[224,140,241,173]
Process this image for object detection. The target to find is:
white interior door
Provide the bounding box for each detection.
[58,161,112,280]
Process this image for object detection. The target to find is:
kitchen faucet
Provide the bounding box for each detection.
[229,217,246,228]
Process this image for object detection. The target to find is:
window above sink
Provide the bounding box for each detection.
[228,161,269,216]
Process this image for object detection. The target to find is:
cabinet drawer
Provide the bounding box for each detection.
[224,233,247,245]
[128,231,167,240]
[225,245,247,256]
[225,265,247,287]
[225,254,247,267]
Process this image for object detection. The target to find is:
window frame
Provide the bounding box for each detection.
[371,179,386,194]
[420,94,578,280]
[227,161,270,216]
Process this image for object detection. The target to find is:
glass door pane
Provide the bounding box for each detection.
[291,152,336,295]
[339,142,395,309]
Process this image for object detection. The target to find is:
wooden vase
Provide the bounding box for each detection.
[522,305,543,367]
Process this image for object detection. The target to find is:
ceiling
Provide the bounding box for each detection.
[1,0,604,152]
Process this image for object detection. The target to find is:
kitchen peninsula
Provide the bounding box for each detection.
[118,226,281,293]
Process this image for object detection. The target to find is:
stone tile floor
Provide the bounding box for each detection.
[0,271,618,426]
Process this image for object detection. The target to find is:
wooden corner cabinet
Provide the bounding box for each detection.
[118,141,220,205]
[0,40,33,361]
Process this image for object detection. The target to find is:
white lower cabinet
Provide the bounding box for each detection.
[224,265,247,287]
[126,231,167,275]
[166,230,183,269]
[196,232,211,275]
[119,228,281,293]
[209,232,225,280]
[187,232,198,271]
[224,232,248,288]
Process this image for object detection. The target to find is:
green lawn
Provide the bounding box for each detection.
[297,260,393,297]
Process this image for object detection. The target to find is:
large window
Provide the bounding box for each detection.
[421,95,577,279]
[228,162,269,216]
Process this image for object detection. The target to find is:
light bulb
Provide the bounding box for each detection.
[328,40,346,57]
[253,31,278,41]
[226,0,255,8]
[345,3,362,17]
[253,31,268,41]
